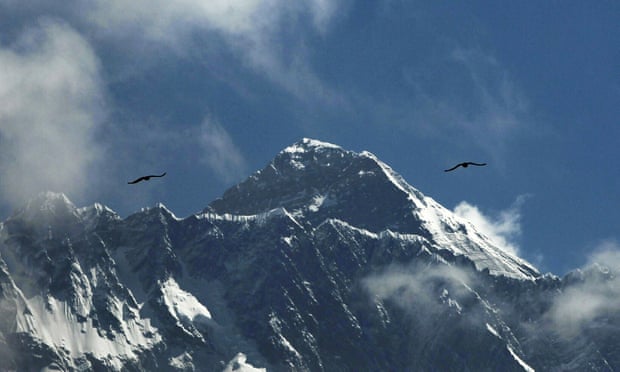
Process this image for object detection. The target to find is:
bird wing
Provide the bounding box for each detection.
[149,172,167,178]
[468,162,487,166]
[127,176,146,184]
[444,164,461,172]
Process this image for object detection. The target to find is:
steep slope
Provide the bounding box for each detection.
[0,139,617,371]
[208,138,538,280]
[0,192,162,370]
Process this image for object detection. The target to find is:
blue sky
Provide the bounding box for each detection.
[0,1,618,275]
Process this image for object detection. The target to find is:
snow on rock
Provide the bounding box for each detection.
[155,202,182,221]
[161,277,213,329]
[169,352,194,370]
[17,295,159,369]
[280,138,341,170]
[222,353,266,372]
[210,138,540,281]
[357,149,539,280]
[507,345,536,372]
[282,138,342,154]
[268,312,302,361]
[358,150,427,203]
[307,193,335,213]
[486,323,501,339]
[415,197,539,280]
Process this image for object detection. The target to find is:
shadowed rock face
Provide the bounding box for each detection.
[0,139,618,371]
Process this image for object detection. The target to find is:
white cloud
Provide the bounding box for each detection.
[88,0,341,43]
[362,261,489,338]
[86,0,344,103]
[89,0,276,44]
[1,1,346,104]
[545,239,620,338]
[453,195,528,256]
[0,20,105,207]
[364,263,474,311]
[585,239,620,268]
[198,118,247,183]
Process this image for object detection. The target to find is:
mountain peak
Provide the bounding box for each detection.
[209,138,419,224]
[11,191,77,221]
[206,138,436,230]
[33,191,74,208]
[209,139,539,281]
[273,137,352,172]
[282,137,343,153]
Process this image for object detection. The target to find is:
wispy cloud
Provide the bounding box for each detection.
[401,48,532,165]
[453,195,529,257]
[451,49,529,154]
[1,1,346,104]
[545,239,620,338]
[0,20,105,207]
[89,0,341,41]
[86,0,345,103]
[362,261,490,337]
[88,0,280,45]
[107,116,246,184]
[198,117,247,183]
[364,262,475,313]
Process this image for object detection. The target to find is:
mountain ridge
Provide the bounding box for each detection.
[0,139,617,371]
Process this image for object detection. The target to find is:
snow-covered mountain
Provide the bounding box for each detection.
[0,138,618,371]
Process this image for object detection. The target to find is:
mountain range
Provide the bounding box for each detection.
[0,138,617,371]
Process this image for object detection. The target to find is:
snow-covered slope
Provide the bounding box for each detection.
[209,138,538,280]
[0,139,618,371]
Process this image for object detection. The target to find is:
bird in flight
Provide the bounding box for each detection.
[127,172,167,184]
[444,162,487,172]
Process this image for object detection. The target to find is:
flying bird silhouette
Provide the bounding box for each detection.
[444,162,487,172]
[127,172,167,184]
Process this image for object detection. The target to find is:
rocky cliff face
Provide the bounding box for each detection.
[0,139,617,371]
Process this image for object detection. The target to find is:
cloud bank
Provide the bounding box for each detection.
[0,20,105,207]
[545,239,620,338]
